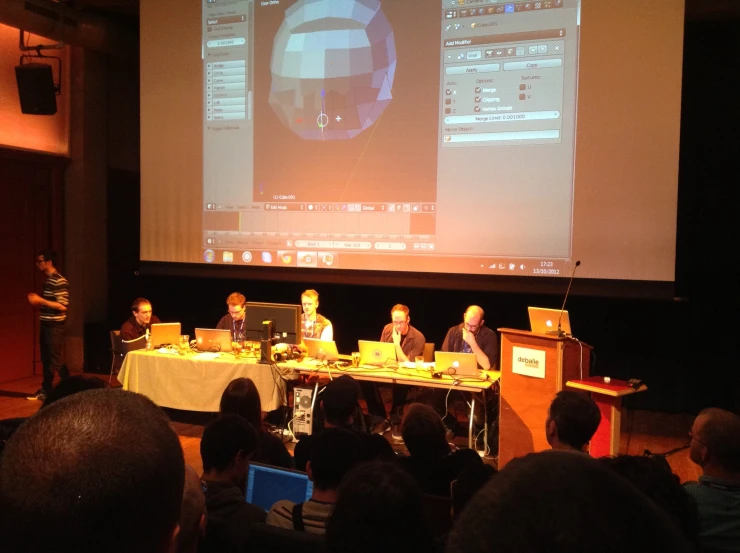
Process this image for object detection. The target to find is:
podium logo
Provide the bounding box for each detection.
[517,356,539,367]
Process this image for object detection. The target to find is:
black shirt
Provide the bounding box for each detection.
[441,323,498,370]
[120,315,161,341]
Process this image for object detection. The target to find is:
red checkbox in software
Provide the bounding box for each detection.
[519,94,526,100]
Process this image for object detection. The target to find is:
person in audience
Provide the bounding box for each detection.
[398,403,484,497]
[442,305,498,370]
[216,292,247,341]
[267,427,363,534]
[27,249,70,401]
[545,390,601,453]
[120,297,161,341]
[300,289,333,341]
[1,376,108,454]
[684,407,740,552]
[360,304,426,428]
[326,461,434,553]
[199,414,266,553]
[176,465,207,553]
[451,463,497,520]
[293,375,394,472]
[0,389,185,553]
[599,455,700,546]
[219,377,293,468]
[447,450,694,553]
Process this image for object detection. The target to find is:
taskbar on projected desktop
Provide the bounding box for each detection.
[200,249,569,276]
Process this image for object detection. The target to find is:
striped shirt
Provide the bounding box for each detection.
[40,272,69,323]
[266,499,334,535]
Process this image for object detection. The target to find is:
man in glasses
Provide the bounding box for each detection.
[120,297,161,341]
[27,250,70,401]
[441,305,498,371]
[361,304,426,432]
[216,292,247,341]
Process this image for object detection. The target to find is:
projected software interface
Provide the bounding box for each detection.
[202,0,580,275]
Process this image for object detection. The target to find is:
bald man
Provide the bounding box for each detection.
[441,305,498,371]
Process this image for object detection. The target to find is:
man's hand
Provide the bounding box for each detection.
[392,329,402,345]
[462,328,477,348]
[27,293,45,307]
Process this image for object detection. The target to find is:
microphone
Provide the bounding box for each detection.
[547,260,580,337]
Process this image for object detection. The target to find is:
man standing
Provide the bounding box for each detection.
[120,297,161,341]
[27,250,69,400]
[361,304,425,429]
[300,289,333,341]
[216,292,247,341]
[441,305,498,370]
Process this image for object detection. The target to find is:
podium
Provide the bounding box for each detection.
[497,328,592,468]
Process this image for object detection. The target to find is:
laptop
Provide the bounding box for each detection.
[149,322,181,347]
[435,351,480,377]
[528,307,572,335]
[303,338,340,361]
[358,340,397,367]
[245,462,314,511]
[195,328,232,352]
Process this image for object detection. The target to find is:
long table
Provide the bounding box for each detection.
[282,359,501,449]
[117,349,290,412]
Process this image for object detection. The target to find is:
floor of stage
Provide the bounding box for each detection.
[0,373,701,483]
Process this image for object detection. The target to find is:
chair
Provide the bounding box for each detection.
[245,522,325,553]
[122,334,147,354]
[423,342,435,362]
[109,330,124,384]
[421,493,453,543]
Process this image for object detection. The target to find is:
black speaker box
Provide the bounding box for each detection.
[15,63,57,115]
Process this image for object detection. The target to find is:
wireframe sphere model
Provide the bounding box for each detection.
[268,0,396,140]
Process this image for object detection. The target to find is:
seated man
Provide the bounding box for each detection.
[216,292,247,341]
[267,427,363,534]
[293,375,394,472]
[545,390,601,453]
[120,297,161,341]
[360,304,426,428]
[684,408,740,552]
[199,415,266,553]
[300,289,333,342]
[397,403,484,497]
[0,389,185,553]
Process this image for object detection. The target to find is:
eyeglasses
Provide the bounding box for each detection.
[392,320,408,326]
[463,322,480,332]
[35,259,46,265]
[689,431,707,447]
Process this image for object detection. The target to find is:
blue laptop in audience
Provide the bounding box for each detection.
[245,462,313,511]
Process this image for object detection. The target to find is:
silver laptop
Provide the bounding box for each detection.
[358,340,397,367]
[149,322,181,347]
[528,307,572,335]
[435,351,479,377]
[304,338,340,361]
[195,328,232,352]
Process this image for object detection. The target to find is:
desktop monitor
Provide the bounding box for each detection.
[245,302,301,344]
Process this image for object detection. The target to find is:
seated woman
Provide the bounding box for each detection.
[397,403,484,497]
[220,378,293,468]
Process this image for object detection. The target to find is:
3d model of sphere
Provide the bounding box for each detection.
[268,0,396,140]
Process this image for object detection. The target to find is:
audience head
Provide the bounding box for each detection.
[326,461,433,553]
[321,375,360,425]
[598,455,700,544]
[546,390,601,452]
[447,451,693,553]
[225,292,246,321]
[200,415,258,483]
[41,375,108,409]
[219,378,263,431]
[175,465,206,553]
[131,297,154,326]
[402,403,451,461]
[306,427,363,491]
[0,389,185,553]
[689,407,740,475]
[451,463,497,519]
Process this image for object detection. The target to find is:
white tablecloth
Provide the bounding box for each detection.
[118,350,290,412]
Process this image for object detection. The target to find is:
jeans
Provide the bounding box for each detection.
[40,321,69,393]
[360,381,409,423]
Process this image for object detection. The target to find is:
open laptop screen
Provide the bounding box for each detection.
[245,462,313,511]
